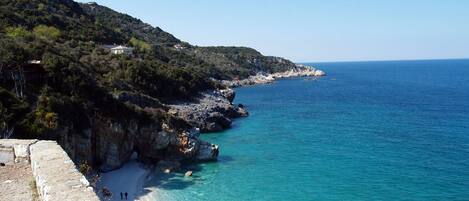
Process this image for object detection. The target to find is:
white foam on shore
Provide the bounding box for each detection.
[97,160,152,201]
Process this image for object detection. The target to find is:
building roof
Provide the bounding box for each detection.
[110,45,133,50]
[28,60,42,64]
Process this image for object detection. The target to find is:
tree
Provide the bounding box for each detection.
[33,25,61,40]
[129,37,151,53]
[4,26,31,39]
[0,38,28,69]
[41,53,68,73]
[0,38,29,98]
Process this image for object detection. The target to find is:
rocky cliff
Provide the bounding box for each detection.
[0,0,319,173]
[56,112,219,172]
[168,89,248,133]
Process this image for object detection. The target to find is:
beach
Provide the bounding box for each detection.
[97,159,151,201]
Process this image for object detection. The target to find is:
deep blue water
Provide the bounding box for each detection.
[145,59,469,201]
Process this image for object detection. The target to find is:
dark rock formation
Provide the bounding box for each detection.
[57,115,218,172]
[220,88,235,103]
[168,90,248,133]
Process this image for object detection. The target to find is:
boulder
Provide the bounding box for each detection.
[196,141,219,161]
[314,70,326,76]
[236,106,249,117]
[167,90,248,133]
[185,171,193,177]
[204,112,232,132]
[220,88,235,103]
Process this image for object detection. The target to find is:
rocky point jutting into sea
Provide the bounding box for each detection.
[167,65,325,134]
[95,66,325,200]
[222,65,326,87]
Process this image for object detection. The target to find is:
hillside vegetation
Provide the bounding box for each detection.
[0,0,298,139]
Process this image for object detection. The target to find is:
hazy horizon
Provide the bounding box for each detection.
[76,0,469,62]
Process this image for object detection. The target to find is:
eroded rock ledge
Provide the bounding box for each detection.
[58,117,219,172]
[222,65,326,87]
[168,89,248,133]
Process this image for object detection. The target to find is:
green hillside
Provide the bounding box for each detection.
[0,0,297,139]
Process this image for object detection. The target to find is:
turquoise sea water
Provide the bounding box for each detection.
[145,60,469,201]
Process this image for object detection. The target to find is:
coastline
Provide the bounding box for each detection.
[221,65,326,87]
[98,65,326,200]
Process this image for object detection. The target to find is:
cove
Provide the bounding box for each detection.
[143,59,469,201]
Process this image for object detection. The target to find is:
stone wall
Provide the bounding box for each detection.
[0,139,37,164]
[0,139,100,201]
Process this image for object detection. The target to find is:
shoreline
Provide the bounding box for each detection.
[99,66,326,200]
[97,159,153,201]
[221,65,326,87]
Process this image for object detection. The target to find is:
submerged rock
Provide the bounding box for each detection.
[185,171,193,177]
[196,141,219,161]
[157,160,181,173]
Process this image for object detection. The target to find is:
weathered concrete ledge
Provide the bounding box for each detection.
[0,139,38,164]
[0,139,100,201]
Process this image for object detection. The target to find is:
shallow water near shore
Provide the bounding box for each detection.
[143,59,469,201]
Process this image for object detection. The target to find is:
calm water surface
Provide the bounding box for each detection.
[144,59,469,201]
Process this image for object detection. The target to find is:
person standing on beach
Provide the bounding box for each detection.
[125,192,128,200]
[120,192,123,200]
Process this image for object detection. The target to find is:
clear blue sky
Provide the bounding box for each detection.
[77,0,469,62]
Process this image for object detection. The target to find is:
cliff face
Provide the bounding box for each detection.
[56,114,218,172]
[168,89,248,133]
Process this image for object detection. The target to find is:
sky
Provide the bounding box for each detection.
[76,0,469,62]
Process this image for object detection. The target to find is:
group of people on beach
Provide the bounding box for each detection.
[101,187,129,200]
[120,192,129,200]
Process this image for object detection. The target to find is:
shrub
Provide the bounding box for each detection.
[129,37,151,53]
[33,25,61,40]
[79,161,92,176]
[44,112,58,129]
[4,26,31,39]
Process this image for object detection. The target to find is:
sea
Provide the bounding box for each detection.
[143,59,469,201]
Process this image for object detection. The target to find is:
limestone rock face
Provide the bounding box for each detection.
[220,88,235,103]
[48,91,238,172]
[222,65,326,87]
[205,112,232,132]
[196,141,219,161]
[56,115,219,172]
[168,90,248,133]
[112,91,162,108]
[92,119,137,172]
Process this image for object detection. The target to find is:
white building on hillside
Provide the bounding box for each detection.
[110,45,134,55]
